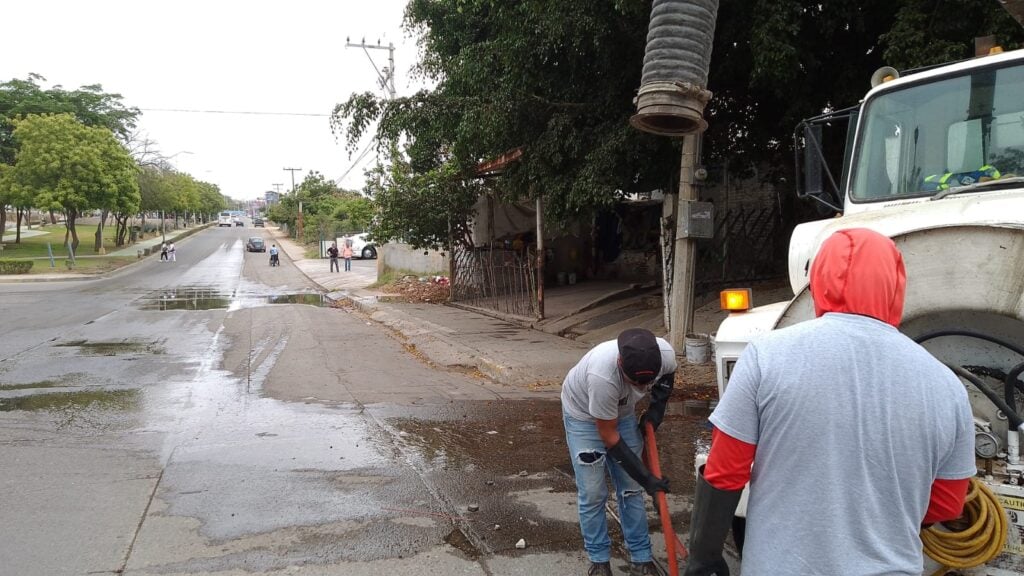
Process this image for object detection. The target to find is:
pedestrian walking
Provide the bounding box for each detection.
[269,244,279,267]
[160,242,169,261]
[342,241,353,272]
[328,242,340,273]
[561,328,676,576]
[684,228,974,576]
[168,242,176,262]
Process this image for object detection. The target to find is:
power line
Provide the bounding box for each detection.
[139,107,330,117]
[336,138,378,186]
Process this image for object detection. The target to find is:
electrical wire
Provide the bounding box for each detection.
[336,138,378,185]
[139,108,329,117]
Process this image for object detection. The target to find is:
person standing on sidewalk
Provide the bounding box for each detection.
[342,241,353,272]
[328,242,340,273]
[561,328,676,576]
[683,228,974,576]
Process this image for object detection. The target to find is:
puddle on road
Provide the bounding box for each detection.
[0,388,139,412]
[56,340,165,356]
[138,286,327,311]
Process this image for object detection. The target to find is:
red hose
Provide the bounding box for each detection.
[643,421,687,575]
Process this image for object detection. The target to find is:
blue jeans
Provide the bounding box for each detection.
[563,411,652,564]
[344,258,351,271]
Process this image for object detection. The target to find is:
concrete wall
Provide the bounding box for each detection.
[379,243,449,276]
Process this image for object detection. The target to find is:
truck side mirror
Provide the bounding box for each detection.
[803,125,824,199]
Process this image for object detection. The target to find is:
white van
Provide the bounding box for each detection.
[218,212,233,227]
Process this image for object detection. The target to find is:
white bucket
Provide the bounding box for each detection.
[685,332,710,364]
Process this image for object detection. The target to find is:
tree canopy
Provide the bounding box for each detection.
[0,74,139,164]
[332,0,679,244]
[332,0,1024,250]
[5,113,138,251]
[267,171,374,244]
[703,0,1024,177]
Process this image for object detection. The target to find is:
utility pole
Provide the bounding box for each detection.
[283,168,303,240]
[272,183,283,195]
[669,134,699,351]
[345,37,396,99]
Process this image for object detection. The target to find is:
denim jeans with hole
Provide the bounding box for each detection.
[563,410,652,564]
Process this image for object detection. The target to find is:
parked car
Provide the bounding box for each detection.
[253,217,264,227]
[246,237,266,252]
[346,232,377,259]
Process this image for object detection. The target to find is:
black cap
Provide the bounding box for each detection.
[617,328,661,384]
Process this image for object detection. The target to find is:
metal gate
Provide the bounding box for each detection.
[695,205,787,290]
[450,246,538,318]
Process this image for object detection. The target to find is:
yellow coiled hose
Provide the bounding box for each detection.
[922,477,1009,576]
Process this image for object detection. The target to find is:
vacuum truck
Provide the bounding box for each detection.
[708,45,1024,574]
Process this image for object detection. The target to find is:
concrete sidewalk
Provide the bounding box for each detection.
[269,227,589,389]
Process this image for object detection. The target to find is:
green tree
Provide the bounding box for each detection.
[703,0,1024,183]
[364,156,478,251]
[1,75,140,242]
[7,114,136,252]
[333,0,1024,250]
[0,74,139,164]
[332,0,677,245]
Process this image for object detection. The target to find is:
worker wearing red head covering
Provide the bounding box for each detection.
[807,228,907,327]
[683,228,975,576]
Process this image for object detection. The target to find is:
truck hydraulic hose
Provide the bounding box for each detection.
[947,365,1024,431]
[917,330,1024,418]
[1007,361,1024,409]
[921,477,1008,576]
[915,330,1024,358]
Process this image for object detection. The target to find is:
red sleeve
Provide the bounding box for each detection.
[704,426,757,491]
[922,478,969,525]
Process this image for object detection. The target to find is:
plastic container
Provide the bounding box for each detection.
[685,332,710,364]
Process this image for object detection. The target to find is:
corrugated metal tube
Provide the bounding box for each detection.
[631,0,719,136]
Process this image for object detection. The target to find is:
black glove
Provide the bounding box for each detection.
[640,372,675,432]
[606,439,669,495]
[682,466,743,576]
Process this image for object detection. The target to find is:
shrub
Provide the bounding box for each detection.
[0,258,33,274]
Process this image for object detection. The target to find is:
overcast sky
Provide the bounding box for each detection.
[1,0,425,200]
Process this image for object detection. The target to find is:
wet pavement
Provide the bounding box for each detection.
[0,225,717,576]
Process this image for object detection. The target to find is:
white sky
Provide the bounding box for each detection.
[0,0,426,200]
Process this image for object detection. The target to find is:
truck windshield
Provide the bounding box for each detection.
[850,61,1024,202]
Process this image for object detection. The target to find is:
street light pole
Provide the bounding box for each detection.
[283,167,303,239]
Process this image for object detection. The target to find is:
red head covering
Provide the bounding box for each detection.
[809,228,906,327]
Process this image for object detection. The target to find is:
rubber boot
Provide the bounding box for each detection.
[683,468,743,576]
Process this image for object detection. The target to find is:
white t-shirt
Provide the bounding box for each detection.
[561,338,677,421]
[711,313,975,576]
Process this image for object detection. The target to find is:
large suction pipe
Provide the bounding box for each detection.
[631,0,720,136]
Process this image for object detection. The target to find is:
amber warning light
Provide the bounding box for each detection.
[720,289,752,312]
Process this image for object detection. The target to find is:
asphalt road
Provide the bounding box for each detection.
[1,225,677,575]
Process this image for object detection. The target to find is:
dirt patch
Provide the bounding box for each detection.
[379,275,450,304]
[674,362,719,402]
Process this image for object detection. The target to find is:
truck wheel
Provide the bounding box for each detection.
[362,246,377,259]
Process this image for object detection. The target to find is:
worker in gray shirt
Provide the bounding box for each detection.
[561,328,677,576]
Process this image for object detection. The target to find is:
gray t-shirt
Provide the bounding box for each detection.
[710,313,975,576]
[561,338,677,421]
